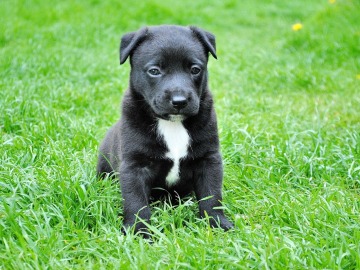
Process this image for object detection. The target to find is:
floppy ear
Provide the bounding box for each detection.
[190,26,217,59]
[119,27,148,65]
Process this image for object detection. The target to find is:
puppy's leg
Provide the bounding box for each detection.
[120,160,152,236]
[96,153,113,177]
[194,153,234,230]
[96,124,121,178]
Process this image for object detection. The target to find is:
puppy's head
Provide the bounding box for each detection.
[119,25,217,121]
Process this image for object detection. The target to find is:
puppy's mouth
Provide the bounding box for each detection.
[155,111,186,122]
[167,114,186,122]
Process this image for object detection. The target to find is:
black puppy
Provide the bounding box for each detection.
[97,25,233,234]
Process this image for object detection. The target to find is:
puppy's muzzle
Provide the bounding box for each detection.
[152,88,199,119]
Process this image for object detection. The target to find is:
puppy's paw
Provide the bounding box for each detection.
[219,218,234,231]
[122,221,152,239]
[209,215,234,231]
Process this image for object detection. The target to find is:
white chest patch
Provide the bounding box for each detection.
[157,118,190,186]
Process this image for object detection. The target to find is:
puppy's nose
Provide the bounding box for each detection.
[171,95,188,110]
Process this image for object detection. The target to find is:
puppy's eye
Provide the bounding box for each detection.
[190,66,201,75]
[148,68,161,76]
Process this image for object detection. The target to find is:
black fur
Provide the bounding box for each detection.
[97,25,233,235]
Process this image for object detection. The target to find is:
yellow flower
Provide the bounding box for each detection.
[292,23,303,31]
[329,0,336,4]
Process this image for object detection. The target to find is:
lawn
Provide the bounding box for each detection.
[1,0,359,269]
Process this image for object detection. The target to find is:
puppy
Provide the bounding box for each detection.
[97,25,233,234]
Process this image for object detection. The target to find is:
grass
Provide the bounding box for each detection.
[1,0,359,268]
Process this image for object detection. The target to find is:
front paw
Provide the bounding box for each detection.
[122,221,151,239]
[209,215,234,231]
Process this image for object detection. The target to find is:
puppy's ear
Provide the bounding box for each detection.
[190,26,217,59]
[120,27,148,65]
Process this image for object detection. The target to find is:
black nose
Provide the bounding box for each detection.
[171,95,188,110]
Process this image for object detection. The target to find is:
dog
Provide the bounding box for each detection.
[97,25,233,235]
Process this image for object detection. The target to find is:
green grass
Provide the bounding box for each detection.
[1,0,359,268]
